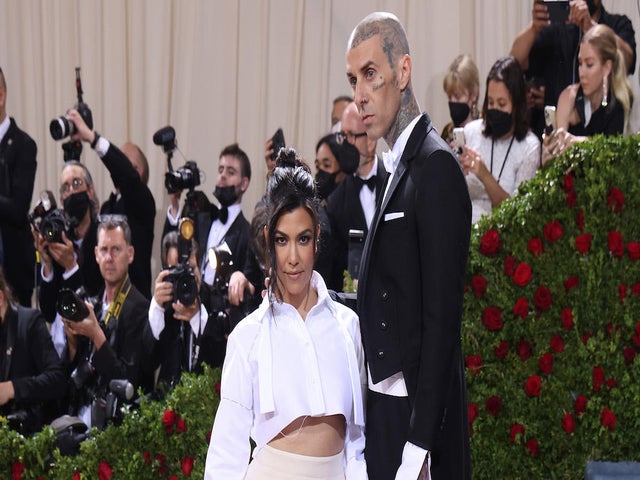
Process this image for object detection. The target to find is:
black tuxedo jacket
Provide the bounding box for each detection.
[357,114,472,479]
[0,118,37,305]
[326,160,387,291]
[0,304,66,431]
[100,143,156,299]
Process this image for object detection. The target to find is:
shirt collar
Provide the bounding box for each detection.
[383,114,422,174]
[0,115,10,144]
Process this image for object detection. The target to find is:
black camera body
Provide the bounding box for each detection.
[50,67,93,141]
[165,263,199,306]
[29,191,72,243]
[165,160,201,194]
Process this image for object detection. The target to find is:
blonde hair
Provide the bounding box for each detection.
[443,54,479,102]
[582,24,633,130]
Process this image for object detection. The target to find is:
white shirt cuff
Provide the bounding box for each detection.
[148,297,166,340]
[62,262,80,280]
[94,136,110,157]
[394,442,430,480]
[166,205,181,226]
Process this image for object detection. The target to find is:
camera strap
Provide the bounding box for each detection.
[103,274,132,328]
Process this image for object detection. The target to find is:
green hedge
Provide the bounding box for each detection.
[2,135,640,479]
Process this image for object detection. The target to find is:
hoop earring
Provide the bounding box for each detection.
[602,76,608,108]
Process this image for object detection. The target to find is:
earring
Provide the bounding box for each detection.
[602,76,608,108]
[471,104,479,119]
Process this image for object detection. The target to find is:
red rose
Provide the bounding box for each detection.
[468,402,479,424]
[494,340,509,359]
[162,409,177,434]
[513,262,533,287]
[565,190,577,207]
[525,375,542,397]
[576,209,585,230]
[563,173,574,192]
[550,334,565,352]
[170,477,179,480]
[177,416,187,433]
[632,330,640,347]
[606,378,616,389]
[582,332,593,345]
[561,308,574,331]
[12,462,24,480]
[470,275,488,297]
[509,423,525,443]
[563,276,579,292]
[526,439,540,457]
[479,229,501,256]
[538,352,554,375]
[155,455,168,476]
[465,354,483,375]
[605,322,620,338]
[593,365,605,392]
[73,472,81,480]
[486,395,502,417]
[482,306,504,331]
[143,451,151,465]
[607,186,624,213]
[619,284,627,303]
[608,231,624,258]
[512,297,529,320]
[623,347,637,365]
[575,394,588,415]
[215,382,221,396]
[601,407,616,431]
[628,242,640,261]
[517,339,532,361]
[631,283,640,297]
[534,285,552,310]
[181,456,195,476]
[575,233,592,254]
[528,237,544,256]
[504,255,516,277]
[543,219,563,242]
[98,461,113,480]
[561,413,575,434]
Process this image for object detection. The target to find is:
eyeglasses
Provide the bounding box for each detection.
[335,131,367,145]
[60,177,85,195]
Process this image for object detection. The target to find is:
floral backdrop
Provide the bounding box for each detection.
[2,135,640,479]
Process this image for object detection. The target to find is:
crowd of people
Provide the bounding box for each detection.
[0,1,636,478]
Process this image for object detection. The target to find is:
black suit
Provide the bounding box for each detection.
[326,160,387,291]
[357,114,472,479]
[0,304,66,433]
[0,118,37,306]
[100,143,156,299]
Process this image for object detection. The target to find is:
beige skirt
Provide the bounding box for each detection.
[245,444,345,480]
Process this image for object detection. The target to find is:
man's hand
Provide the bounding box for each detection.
[32,229,53,275]
[568,0,595,32]
[527,85,545,111]
[228,271,255,306]
[46,232,78,273]
[172,298,200,322]
[67,108,95,143]
[153,270,174,306]
[531,0,550,34]
[63,302,106,350]
[0,381,15,406]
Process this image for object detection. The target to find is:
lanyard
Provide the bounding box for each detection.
[490,135,515,183]
[103,274,132,327]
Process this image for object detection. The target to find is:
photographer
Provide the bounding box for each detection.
[0,268,66,434]
[66,108,155,299]
[61,216,154,428]
[34,161,102,356]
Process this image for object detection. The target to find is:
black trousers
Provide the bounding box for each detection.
[365,389,412,480]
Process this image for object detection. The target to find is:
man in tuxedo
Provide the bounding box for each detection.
[348,12,472,479]
[61,216,153,429]
[0,66,38,306]
[66,108,156,299]
[326,101,387,291]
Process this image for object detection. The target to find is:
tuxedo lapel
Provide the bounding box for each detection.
[1,307,18,381]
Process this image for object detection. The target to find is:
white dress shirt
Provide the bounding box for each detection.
[205,271,367,480]
[357,155,379,229]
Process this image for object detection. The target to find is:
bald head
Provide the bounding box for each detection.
[347,12,410,70]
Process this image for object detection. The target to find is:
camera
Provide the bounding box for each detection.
[165,160,201,194]
[29,190,72,243]
[165,263,199,306]
[50,67,93,141]
[56,288,91,323]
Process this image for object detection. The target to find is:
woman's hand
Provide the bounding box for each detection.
[459,145,487,179]
[542,128,578,165]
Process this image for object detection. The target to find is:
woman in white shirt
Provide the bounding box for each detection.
[205,148,367,480]
[458,56,540,224]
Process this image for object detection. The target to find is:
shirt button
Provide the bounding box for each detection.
[380,321,388,331]
[380,290,389,301]
[377,350,385,359]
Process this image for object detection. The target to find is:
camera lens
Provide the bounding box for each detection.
[176,275,198,306]
[50,116,75,140]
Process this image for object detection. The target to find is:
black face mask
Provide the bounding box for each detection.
[335,141,360,175]
[315,170,338,200]
[486,109,514,139]
[63,191,91,223]
[214,185,239,207]
[449,102,471,127]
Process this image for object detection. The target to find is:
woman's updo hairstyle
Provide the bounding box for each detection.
[265,147,320,301]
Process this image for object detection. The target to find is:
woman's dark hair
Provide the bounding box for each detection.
[265,147,319,302]
[315,132,341,158]
[482,56,529,141]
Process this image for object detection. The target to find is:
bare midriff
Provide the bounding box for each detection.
[268,414,346,456]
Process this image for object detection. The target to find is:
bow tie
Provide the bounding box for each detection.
[211,205,229,224]
[354,176,376,192]
[381,150,397,174]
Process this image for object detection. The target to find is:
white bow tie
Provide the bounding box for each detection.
[381,150,397,174]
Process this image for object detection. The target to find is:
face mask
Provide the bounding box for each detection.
[449,102,471,127]
[486,109,514,139]
[63,191,90,223]
[214,185,239,207]
[315,170,338,200]
[336,141,360,175]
